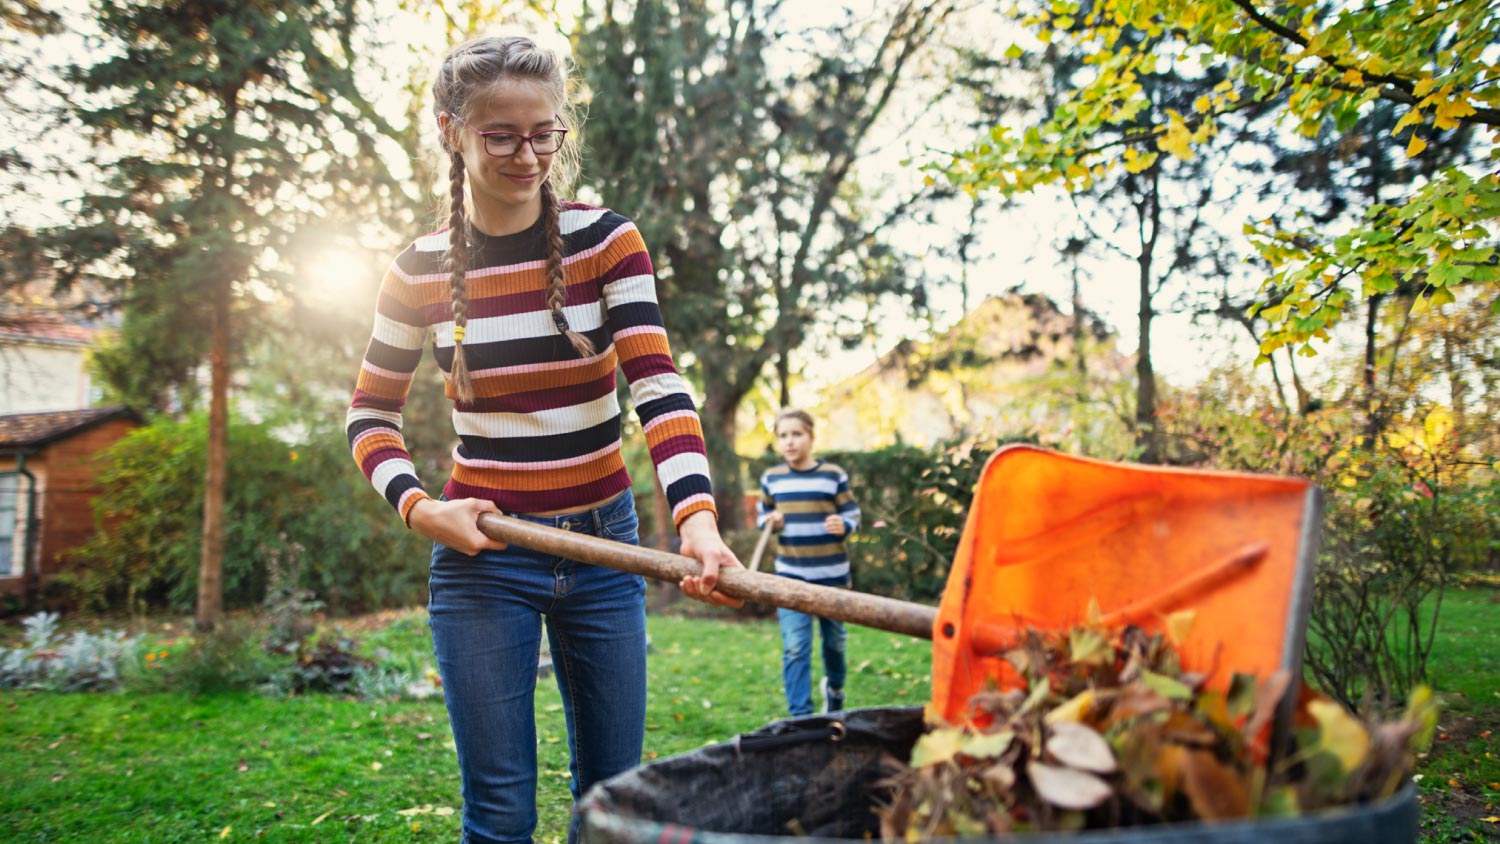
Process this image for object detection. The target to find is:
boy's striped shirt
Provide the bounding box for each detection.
[756,461,861,586]
[346,203,716,528]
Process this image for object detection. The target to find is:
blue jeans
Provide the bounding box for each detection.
[428,490,646,844]
[777,607,847,716]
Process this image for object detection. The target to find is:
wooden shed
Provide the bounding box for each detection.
[0,406,142,603]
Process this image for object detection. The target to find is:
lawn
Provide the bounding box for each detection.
[2,586,1495,843]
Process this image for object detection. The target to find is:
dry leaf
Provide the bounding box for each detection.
[1045,690,1094,724]
[961,729,1014,760]
[910,727,964,768]
[980,762,1016,792]
[1181,749,1249,819]
[1046,722,1117,773]
[1308,700,1371,773]
[1028,760,1113,810]
[1162,610,1196,645]
[1069,628,1111,666]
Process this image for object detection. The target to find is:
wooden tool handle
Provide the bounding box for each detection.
[476,513,936,641]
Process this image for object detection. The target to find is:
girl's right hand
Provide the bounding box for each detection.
[407,497,508,556]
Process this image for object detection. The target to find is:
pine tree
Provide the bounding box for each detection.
[46,0,413,628]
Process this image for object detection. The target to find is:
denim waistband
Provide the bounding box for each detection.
[510,489,633,533]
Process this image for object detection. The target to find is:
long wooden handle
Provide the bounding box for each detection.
[476,513,937,641]
[747,521,775,573]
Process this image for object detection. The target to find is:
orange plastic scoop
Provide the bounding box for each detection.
[930,444,1322,725]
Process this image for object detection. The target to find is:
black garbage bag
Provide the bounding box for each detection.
[577,706,1418,844]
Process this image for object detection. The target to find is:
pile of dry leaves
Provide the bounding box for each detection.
[877,618,1437,839]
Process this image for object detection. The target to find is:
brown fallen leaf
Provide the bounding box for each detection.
[1181,749,1249,819]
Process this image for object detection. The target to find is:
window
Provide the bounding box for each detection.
[0,473,19,577]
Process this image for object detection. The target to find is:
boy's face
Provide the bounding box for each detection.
[775,419,814,466]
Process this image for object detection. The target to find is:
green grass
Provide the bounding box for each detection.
[2,587,1494,843]
[1414,585,1500,843]
[1,608,931,844]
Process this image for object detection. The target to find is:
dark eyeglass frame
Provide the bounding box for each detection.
[450,114,569,158]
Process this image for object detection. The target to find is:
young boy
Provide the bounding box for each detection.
[757,408,861,716]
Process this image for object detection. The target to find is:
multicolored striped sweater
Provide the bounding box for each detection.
[756,461,861,586]
[346,203,716,529]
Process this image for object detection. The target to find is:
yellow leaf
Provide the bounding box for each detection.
[1413,78,1438,97]
[1164,610,1196,645]
[1406,133,1428,158]
[1158,116,1195,160]
[961,729,1015,759]
[1308,699,1371,773]
[1339,68,1364,86]
[1480,816,1499,823]
[1046,690,1095,724]
[1391,108,1425,135]
[1193,95,1211,113]
[910,727,965,767]
[1434,97,1478,130]
[1340,475,1358,488]
[219,827,232,840]
[311,811,332,825]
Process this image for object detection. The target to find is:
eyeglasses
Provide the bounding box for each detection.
[451,115,568,158]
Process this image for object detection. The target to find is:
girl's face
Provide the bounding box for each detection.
[775,419,814,466]
[446,80,561,232]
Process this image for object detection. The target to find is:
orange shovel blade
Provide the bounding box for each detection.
[930,445,1321,725]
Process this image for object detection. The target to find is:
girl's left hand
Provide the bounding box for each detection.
[677,510,745,608]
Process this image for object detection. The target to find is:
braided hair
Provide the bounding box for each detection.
[432,34,590,403]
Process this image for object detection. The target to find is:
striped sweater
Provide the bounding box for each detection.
[346,203,716,528]
[756,461,861,586]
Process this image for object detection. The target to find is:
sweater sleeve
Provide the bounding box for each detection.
[346,257,433,525]
[596,220,717,530]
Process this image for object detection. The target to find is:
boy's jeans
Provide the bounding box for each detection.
[777,606,848,716]
[428,490,646,844]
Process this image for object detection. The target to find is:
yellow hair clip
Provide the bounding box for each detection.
[453,325,466,343]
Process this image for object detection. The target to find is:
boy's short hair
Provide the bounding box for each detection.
[774,407,815,433]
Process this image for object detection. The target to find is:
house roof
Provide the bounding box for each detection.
[0,406,141,451]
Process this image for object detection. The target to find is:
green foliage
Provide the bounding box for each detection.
[0,611,142,691]
[943,0,1499,358]
[60,412,430,615]
[576,0,956,525]
[1154,368,1500,710]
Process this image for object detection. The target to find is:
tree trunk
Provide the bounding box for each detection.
[196,279,230,631]
[652,474,672,552]
[1133,167,1163,464]
[700,379,746,531]
[777,351,791,410]
[1362,292,1383,447]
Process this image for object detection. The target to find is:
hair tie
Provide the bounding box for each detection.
[552,311,570,334]
[453,325,466,343]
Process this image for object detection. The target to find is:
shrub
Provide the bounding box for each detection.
[0,612,142,691]
[60,411,431,615]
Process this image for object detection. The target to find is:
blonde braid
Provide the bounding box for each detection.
[542,181,595,357]
[446,150,477,403]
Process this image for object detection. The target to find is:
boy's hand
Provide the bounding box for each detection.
[824,514,847,536]
[677,511,746,608]
[766,511,785,530]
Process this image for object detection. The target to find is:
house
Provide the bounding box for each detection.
[0,406,142,602]
[0,316,104,413]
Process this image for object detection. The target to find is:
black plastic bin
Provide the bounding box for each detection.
[578,707,1418,844]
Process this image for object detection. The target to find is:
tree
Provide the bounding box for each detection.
[940,0,1499,356]
[41,0,413,629]
[576,0,955,526]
